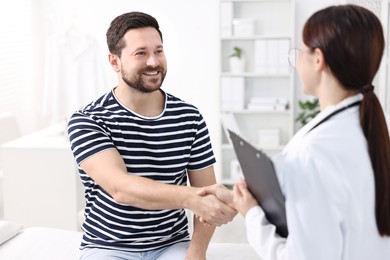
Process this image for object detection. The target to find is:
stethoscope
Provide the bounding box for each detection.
[308,100,362,133]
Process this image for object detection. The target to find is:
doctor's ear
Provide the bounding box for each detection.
[313,48,327,71]
[108,53,121,72]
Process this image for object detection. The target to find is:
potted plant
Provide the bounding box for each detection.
[295,98,320,127]
[229,46,245,73]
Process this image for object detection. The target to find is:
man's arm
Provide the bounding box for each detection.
[185,166,220,260]
[196,184,236,225]
[80,148,236,226]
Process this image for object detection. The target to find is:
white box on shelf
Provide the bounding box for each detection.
[230,159,243,182]
[278,39,290,75]
[258,128,280,148]
[231,77,245,110]
[266,39,279,75]
[233,19,255,36]
[249,97,288,106]
[221,2,233,37]
[220,77,232,111]
[221,112,241,146]
[221,112,241,143]
[247,103,287,111]
[220,77,245,111]
[254,39,267,74]
[247,96,288,111]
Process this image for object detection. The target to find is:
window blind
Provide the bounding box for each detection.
[0,1,33,114]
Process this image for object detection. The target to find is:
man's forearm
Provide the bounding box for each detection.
[82,150,235,225]
[186,215,216,259]
[112,174,197,209]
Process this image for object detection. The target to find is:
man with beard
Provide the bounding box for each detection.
[67,11,236,260]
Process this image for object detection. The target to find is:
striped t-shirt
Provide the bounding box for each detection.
[67,89,216,252]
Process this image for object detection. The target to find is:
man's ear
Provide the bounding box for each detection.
[313,48,326,71]
[108,53,121,72]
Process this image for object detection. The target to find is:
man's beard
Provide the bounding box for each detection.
[122,67,166,93]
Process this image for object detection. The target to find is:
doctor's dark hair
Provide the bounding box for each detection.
[106,11,163,58]
[303,4,390,236]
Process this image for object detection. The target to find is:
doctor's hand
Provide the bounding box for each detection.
[196,184,237,225]
[197,184,235,207]
[191,188,237,226]
[232,180,259,217]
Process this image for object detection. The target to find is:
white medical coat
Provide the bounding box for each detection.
[245,94,390,260]
[42,28,107,124]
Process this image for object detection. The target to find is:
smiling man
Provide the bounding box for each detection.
[67,11,236,260]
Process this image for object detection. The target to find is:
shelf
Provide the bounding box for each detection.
[221,143,284,151]
[221,34,291,40]
[221,72,290,78]
[221,72,291,78]
[221,109,290,115]
[218,0,294,185]
[221,0,290,3]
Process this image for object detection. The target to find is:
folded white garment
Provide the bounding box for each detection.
[0,221,23,245]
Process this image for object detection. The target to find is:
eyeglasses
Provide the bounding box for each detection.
[288,48,312,69]
[287,48,301,69]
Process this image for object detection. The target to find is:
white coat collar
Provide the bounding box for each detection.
[284,93,363,153]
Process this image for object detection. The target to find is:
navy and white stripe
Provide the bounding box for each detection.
[67,89,216,252]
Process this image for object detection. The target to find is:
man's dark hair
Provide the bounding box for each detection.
[106,11,163,57]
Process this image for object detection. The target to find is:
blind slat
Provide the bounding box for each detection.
[0,1,33,113]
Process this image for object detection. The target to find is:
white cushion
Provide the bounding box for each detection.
[0,221,23,245]
[207,242,260,259]
[0,170,3,218]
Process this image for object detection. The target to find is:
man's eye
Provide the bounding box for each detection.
[135,51,145,56]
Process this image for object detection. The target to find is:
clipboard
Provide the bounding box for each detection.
[228,129,288,238]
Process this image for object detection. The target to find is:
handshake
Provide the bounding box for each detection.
[191,181,259,226]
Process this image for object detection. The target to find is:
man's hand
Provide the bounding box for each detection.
[195,184,238,225]
[189,188,237,226]
[197,184,234,206]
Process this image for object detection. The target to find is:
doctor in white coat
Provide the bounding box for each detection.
[200,4,390,260]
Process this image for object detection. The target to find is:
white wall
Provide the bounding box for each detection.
[73,0,222,170]
[38,0,220,123]
[15,0,222,170]
[10,0,390,135]
[6,1,352,139]
[1,0,346,175]
[293,0,341,116]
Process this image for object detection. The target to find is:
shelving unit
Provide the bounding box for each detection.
[218,0,295,184]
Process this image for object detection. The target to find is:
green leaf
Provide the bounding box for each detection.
[295,98,320,127]
[229,46,242,58]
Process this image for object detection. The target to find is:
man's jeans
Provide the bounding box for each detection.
[79,241,190,260]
